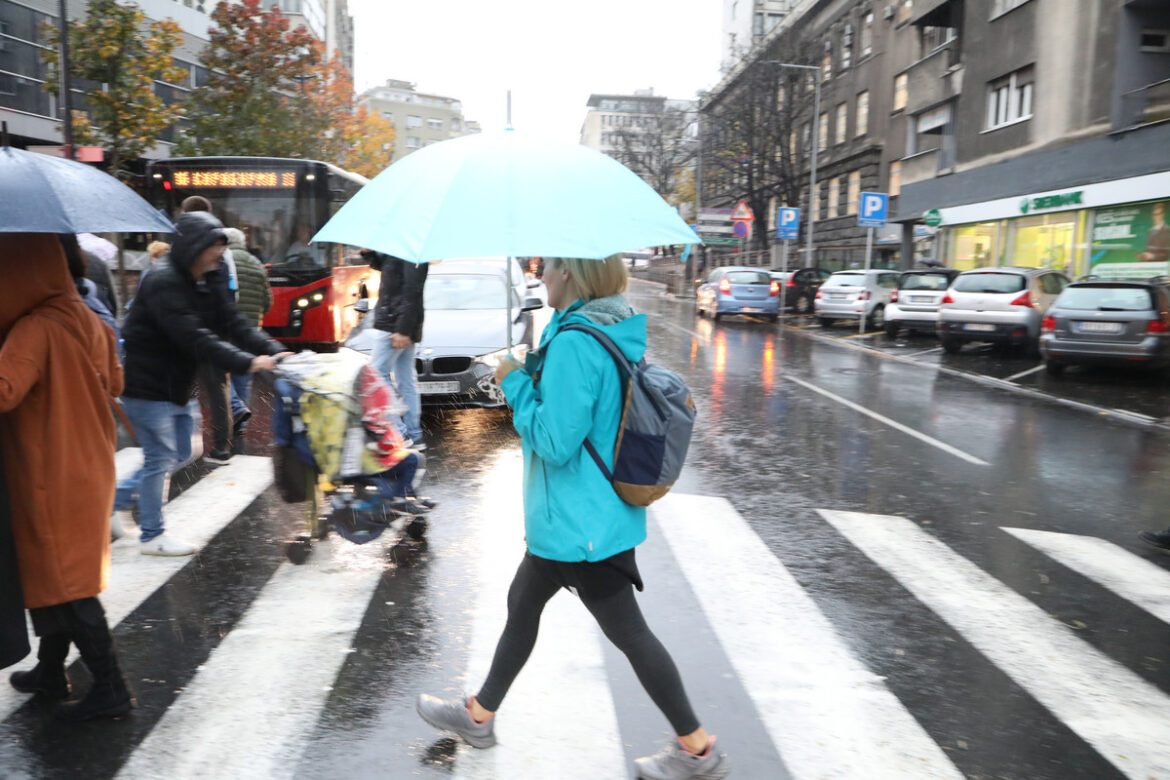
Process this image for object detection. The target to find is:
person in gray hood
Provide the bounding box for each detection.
[118,212,289,556]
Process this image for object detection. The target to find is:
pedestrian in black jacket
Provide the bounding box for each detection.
[119,212,289,556]
[363,249,428,447]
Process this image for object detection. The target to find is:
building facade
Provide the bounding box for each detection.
[358,79,476,162]
[721,0,800,73]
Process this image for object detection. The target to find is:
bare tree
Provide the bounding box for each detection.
[609,105,697,211]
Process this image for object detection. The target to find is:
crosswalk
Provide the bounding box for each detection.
[2,448,1169,779]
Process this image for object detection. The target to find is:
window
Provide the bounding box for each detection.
[406,115,422,128]
[1140,29,1170,53]
[861,12,874,56]
[828,177,840,219]
[889,160,902,197]
[920,24,956,56]
[812,181,821,222]
[847,171,861,214]
[822,51,832,82]
[0,20,9,51]
[426,118,443,130]
[0,75,15,96]
[856,91,869,136]
[406,136,421,148]
[896,0,913,25]
[893,73,908,111]
[818,112,828,150]
[754,12,765,36]
[990,0,1031,19]
[803,122,811,151]
[841,29,852,70]
[835,102,847,144]
[790,129,798,158]
[451,117,461,131]
[986,66,1033,129]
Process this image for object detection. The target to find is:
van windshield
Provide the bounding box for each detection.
[953,273,1026,294]
[823,273,866,288]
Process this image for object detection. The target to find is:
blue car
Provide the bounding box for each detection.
[696,266,780,321]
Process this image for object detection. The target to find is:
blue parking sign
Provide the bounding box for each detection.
[776,207,800,240]
[858,192,888,228]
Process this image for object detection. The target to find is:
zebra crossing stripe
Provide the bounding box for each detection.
[454,450,626,779]
[820,510,1170,780]
[1002,527,1170,625]
[0,455,273,723]
[116,539,386,779]
[654,494,962,779]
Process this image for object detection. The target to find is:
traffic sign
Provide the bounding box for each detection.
[858,192,888,228]
[776,207,800,240]
[924,209,942,227]
[732,220,751,238]
[730,199,755,221]
[702,236,742,246]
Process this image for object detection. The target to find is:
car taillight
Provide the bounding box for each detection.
[1010,291,1033,307]
[858,291,870,300]
[718,278,731,295]
[769,280,780,297]
[890,291,899,302]
[786,277,797,288]
[815,289,822,299]
[1041,315,1056,333]
[1147,318,1170,334]
[941,293,954,304]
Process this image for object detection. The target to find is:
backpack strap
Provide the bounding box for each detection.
[558,323,634,483]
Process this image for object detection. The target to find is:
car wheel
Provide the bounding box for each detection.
[885,321,900,339]
[713,311,723,322]
[795,295,812,314]
[1045,360,1065,377]
[768,314,778,323]
[867,305,886,330]
[941,337,962,354]
[818,317,834,328]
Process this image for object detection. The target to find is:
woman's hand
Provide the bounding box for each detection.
[494,353,523,385]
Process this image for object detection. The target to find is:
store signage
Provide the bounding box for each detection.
[924,209,942,227]
[171,170,298,188]
[1019,190,1083,214]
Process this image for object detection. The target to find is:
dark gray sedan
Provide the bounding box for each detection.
[1039,279,1170,375]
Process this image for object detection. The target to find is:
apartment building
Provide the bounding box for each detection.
[722,0,800,72]
[358,79,476,162]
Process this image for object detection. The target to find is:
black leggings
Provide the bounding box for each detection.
[475,554,700,736]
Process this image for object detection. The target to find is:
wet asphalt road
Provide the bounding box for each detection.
[3,278,1170,779]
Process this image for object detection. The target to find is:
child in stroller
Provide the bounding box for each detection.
[270,350,434,562]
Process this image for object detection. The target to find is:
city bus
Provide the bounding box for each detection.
[147,156,373,349]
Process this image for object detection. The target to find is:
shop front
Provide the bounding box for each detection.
[921,171,1170,279]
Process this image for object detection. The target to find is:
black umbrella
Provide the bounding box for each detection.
[0,124,174,234]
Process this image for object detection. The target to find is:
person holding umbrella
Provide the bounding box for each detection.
[416,254,730,780]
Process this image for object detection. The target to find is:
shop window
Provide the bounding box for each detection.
[990,0,1031,20]
[1013,213,1077,274]
[828,177,841,219]
[856,91,869,137]
[860,12,873,57]
[818,112,828,150]
[986,66,1033,130]
[889,160,902,197]
[835,102,847,145]
[893,73,908,112]
[948,222,1002,271]
[847,171,861,214]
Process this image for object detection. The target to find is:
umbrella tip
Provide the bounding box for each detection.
[1,121,9,147]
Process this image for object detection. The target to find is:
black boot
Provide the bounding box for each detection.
[56,600,132,722]
[9,633,71,698]
[1139,529,1170,550]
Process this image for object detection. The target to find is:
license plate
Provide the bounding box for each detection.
[910,295,933,303]
[741,307,761,313]
[1076,321,1124,334]
[419,381,461,394]
[963,323,996,332]
[826,293,845,299]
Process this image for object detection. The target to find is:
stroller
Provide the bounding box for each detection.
[270,349,432,564]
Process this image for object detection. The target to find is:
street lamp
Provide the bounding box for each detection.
[757,60,821,268]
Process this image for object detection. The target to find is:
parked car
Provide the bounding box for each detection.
[937,266,1070,353]
[346,257,543,407]
[884,268,960,338]
[696,266,780,321]
[1040,278,1170,375]
[814,269,899,329]
[770,267,832,314]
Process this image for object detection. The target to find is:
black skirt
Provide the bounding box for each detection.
[527,548,643,600]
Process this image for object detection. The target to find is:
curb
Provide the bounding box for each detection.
[781,322,1170,434]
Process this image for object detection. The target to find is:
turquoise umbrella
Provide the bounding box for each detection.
[312,129,699,262]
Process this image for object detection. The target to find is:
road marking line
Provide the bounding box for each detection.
[1004,365,1045,382]
[659,319,709,342]
[905,346,943,357]
[820,510,1170,780]
[0,456,273,722]
[842,330,883,339]
[454,451,625,780]
[784,374,990,466]
[653,494,962,780]
[116,539,385,779]
[1003,527,1170,625]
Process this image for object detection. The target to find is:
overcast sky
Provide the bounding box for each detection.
[349,0,724,142]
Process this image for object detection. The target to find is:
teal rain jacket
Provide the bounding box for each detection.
[501,296,647,562]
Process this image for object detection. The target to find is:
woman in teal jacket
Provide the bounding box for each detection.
[417,255,730,780]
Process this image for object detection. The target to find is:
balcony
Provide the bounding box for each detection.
[904,42,963,116]
[1116,78,1170,131]
[899,148,956,188]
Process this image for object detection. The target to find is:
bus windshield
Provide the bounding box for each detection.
[177,190,330,270]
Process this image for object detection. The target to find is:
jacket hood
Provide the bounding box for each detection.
[170,212,227,274]
[555,295,646,364]
[0,233,81,337]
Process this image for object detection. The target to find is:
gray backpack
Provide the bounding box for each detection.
[559,323,696,507]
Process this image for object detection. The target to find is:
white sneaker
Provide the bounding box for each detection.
[140,535,197,556]
[109,510,133,542]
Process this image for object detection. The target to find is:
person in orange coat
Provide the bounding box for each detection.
[0,233,131,722]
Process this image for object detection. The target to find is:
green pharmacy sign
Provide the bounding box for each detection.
[1019,190,1083,214]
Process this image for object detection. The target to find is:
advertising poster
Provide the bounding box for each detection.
[1090,199,1170,278]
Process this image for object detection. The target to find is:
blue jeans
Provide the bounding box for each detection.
[370,330,422,440]
[230,373,252,423]
[115,398,194,542]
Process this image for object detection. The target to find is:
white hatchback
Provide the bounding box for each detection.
[815,269,899,329]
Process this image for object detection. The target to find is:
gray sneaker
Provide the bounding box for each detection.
[416,694,496,748]
[635,739,730,780]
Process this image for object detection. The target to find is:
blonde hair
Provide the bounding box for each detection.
[547,254,628,302]
[146,241,170,260]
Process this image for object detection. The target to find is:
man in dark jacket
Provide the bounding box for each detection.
[224,227,272,438]
[363,250,428,447]
[120,212,288,556]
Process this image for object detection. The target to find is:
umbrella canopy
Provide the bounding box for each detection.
[313,130,699,263]
[0,145,174,234]
[77,232,118,263]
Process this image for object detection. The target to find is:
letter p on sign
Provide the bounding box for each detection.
[858,192,888,228]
